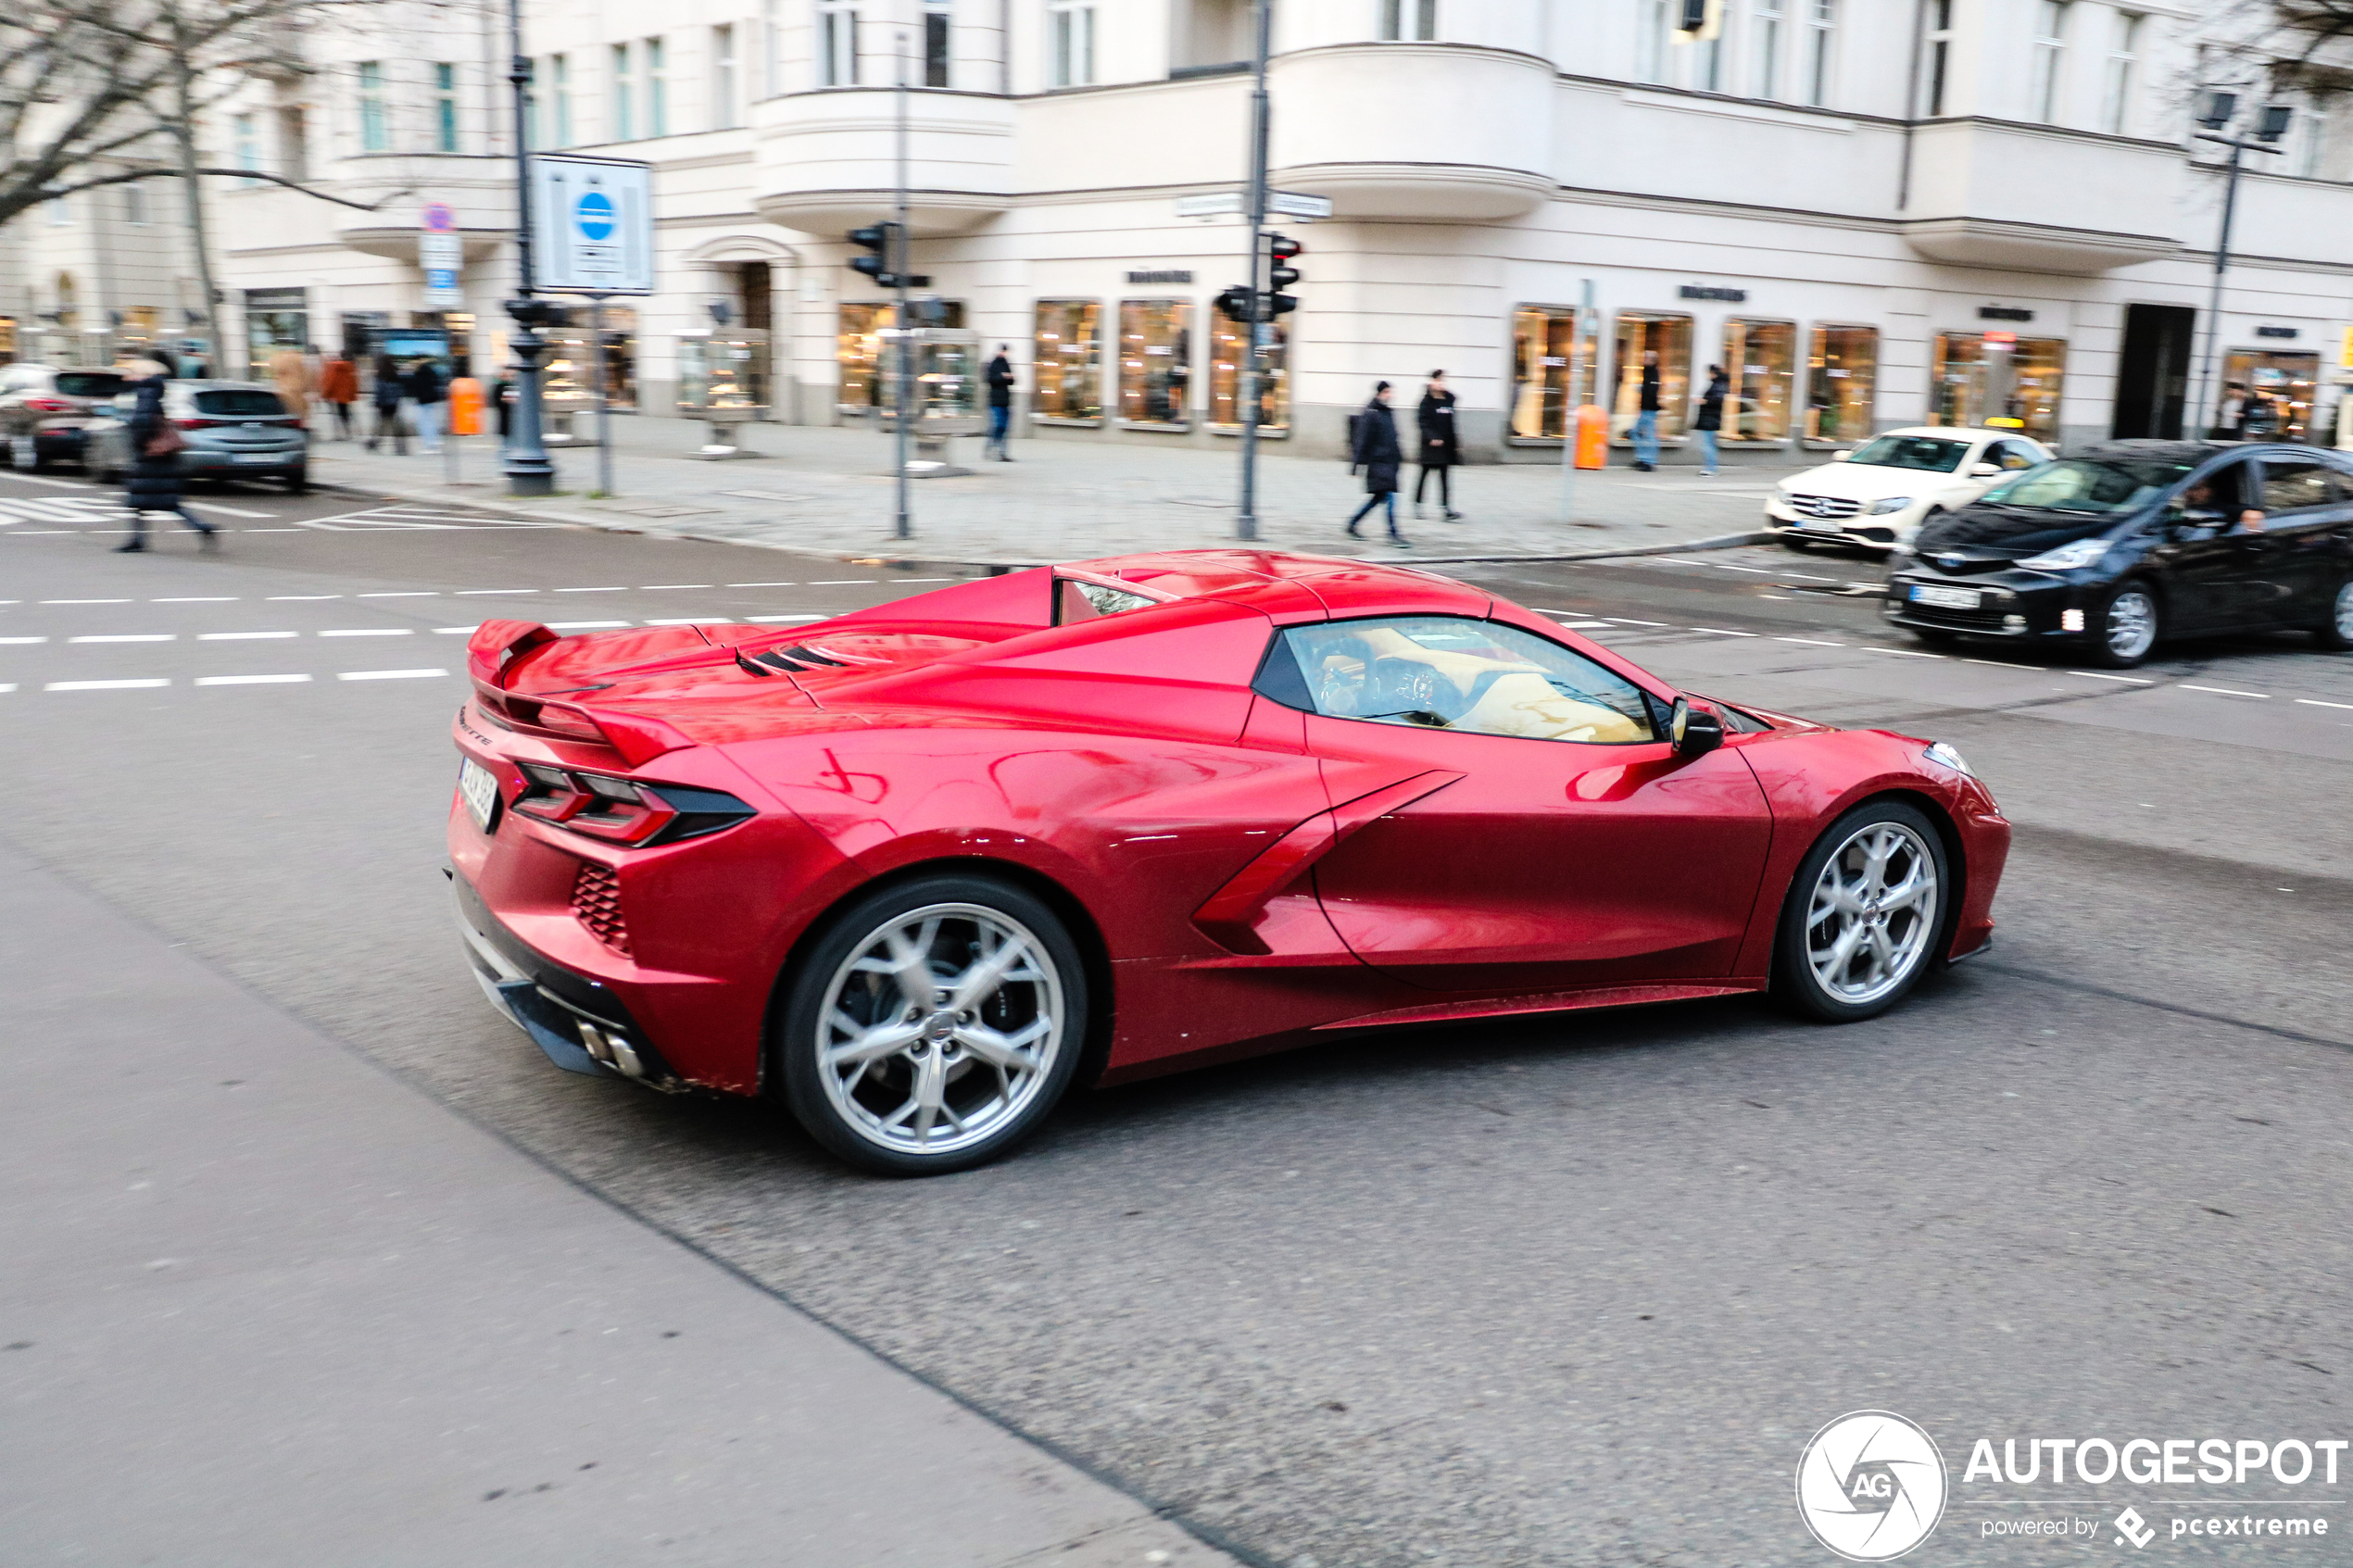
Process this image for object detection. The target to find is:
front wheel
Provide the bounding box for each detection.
[2089,583,2161,668]
[2314,578,2353,652]
[777,875,1088,1175]
[1774,801,1949,1022]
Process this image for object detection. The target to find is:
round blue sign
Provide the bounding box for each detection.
[575,190,615,242]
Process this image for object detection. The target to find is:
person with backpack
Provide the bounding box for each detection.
[1345,382,1407,547]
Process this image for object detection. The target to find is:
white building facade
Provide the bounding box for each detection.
[28,0,2353,461]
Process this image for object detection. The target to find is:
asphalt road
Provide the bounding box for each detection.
[6,470,2352,1566]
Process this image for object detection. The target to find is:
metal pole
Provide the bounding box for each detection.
[1236,0,1272,543]
[502,0,555,496]
[2190,141,2244,443]
[1560,277,1591,522]
[892,33,912,540]
[590,295,613,496]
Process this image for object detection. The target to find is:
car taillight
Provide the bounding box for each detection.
[175,417,223,430]
[23,396,74,412]
[510,763,754,846]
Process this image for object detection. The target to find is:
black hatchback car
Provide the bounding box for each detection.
[1884,440,2353,667]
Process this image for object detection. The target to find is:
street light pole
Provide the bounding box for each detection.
[1235,0,1272,543]
[2186,97,2289,442]
[893,31,912,541]
[501,0,555,496]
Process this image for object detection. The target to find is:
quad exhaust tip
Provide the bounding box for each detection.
[576,1020,648,1080]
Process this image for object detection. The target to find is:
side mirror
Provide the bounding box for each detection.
[1969,461,2001,478]
[1669,696,1724,759]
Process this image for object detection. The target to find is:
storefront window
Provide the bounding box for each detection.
[1509,305,1597,442]
[0,316,17,365]
[1720,318,1795,441]
[1806,323,1876,442]
[839,301,965,415]
[1209,314,1287,433]
[1032,300,1102,423]
[1610,312,1692,442]
[595,304,637,409]
[1930,333,2066,443]
[2220,349,2318,441]
[1117,299,1192,427]
[244,287,308,373]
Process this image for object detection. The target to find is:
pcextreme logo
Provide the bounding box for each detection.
[1796,1411,1950,1562]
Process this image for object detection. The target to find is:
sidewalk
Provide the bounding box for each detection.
[0,840,1246,1568]
[307,412,1806,567]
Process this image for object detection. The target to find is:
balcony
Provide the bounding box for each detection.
[751,89,1013,236]
[1900,119,2183,273]
[321,154,516,261]
[1268,44,1554,220]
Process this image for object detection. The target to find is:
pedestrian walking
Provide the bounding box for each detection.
[1413,370,1463,521]
[318,351,359,441]
[984,344,1015,460]
[1693,363,1728,476]
[1345,381,1407,547]
[114,361,216,553]
[270,346,316,435]
[1629,348,1662,470]
[491,374,515,443]
[404,358,447,453]
[367,355,408,454]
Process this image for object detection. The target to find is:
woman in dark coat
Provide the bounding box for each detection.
[117,368,215,553]
[1693,363,1729,476]
[1345,381,1406,546]
[367,354,408,454]
[1413,370,1462,521]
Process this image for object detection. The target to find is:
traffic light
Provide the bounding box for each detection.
[1214,284,1256,324]
[849,222,899,287]
[1266,233,1302,319]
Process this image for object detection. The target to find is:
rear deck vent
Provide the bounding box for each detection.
[570,860,632,957]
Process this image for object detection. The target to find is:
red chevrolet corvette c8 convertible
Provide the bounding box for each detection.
[448,550,2007,1173]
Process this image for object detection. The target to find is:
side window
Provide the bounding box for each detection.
[1052,578,1157,625]
[1255,615,1659,745]
[2259,460,2338,514]
[1996,442,2040,470]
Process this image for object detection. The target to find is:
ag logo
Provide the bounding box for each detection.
[1794,1411,1947,1561]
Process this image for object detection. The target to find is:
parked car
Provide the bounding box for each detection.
[1766,427,2053,551]
[85,381,309,491]
[449,551,2008,1174]
[1884,439,2353,667]
[0,363,131,470]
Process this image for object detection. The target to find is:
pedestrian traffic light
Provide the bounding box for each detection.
[849,221,900,288]
[1266,233,1302,319]
[1214,284,1256,324]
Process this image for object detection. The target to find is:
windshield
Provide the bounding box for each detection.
[193,389,288,417]
[1979,459,2191,515]
[54,372,127,399]
[1846,435,1969,473]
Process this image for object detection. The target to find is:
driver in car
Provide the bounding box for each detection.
[2174,478,2266,533]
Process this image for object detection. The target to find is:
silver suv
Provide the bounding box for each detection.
[86,381,309,492]
[0,363,131,470]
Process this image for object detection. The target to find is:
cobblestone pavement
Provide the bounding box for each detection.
[304,414,1811,566]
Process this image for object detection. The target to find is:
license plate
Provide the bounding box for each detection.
[458,757,500,833]
[232,452,285,464]
[1911,584,1982,610]
[1801,520,1845,533]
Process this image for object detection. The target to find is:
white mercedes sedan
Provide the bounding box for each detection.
[1765,427,2054,552]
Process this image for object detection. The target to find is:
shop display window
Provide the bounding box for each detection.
[1209,313,1288,433]
[1720,319,1796,442]
[1931,333,2066,443]
[1509,305,1598,442]
[1610,312,1693,442]
[839,301,965,416]
[1806,324,1877,442]
[1033,300,1102,423]
[2220,349,2319,441]
[1117,299,1193,428]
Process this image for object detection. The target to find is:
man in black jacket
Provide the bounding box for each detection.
[1345,382,1406,547]
[984,345,1014,460]
[1414,370,1462,521]
[1630,348,1662,470]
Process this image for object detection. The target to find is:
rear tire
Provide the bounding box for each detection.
[2315,578,2353,652]
[1774,801,1950,1023]
[776,874,1088,1176]
[2089,582,2161,668]
[1780,534,1815,552]
[283,465,308,495]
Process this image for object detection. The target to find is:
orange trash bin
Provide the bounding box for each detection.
[447,377,484,437]
[1573,403,1609,470]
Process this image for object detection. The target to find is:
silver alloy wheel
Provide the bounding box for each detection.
[2334,581,2353,641]
[816,901,1066,1158]
[1805,822,1940,1006]
[2105,588,2158,662]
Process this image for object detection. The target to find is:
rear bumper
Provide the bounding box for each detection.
[182,447,305,473]
[452,871,684,1086]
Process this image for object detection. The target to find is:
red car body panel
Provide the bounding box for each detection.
[446,551,2009,1098]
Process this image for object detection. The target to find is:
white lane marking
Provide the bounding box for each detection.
[268,594,341,600]
[1690,627,1760,636]
[186,502,275,519]
[2180,684,2270,699]
[200,631,298,640]
[2296,697,2353,710]
[41,598,132,605]
[748,614,827,622]
[639,617,705,625]
[337,668,447,681]
[153,596,236,602]
[1775,636,1845,646]
[456,588,538,596]
[547,621,631,629]
[2069,670,2153,684]
[46,678,170,691]
[638,583,712,590]
[238,527,304,533]
[0,636,47,645]
[894,577,956,583]
[195,673,312,686]
[359,591,439,598]
[319,628,412,637]
[1866,646,1946,659]
[5,529,77,534]
[811,579,875,585]
[1601,617,1668,626]
[0,472,95,489]
[725,581,798,587]
[0,683,13,692]
[433,626,480,634]
[554,585,629,593]
[69,633,174,644]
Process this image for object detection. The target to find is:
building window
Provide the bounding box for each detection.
[1920,0,1951,116]
[122,183,147,224]
[1930,332,2067,443]
[358,61,388,153]
[1753,0,1784,99]
[1033,300,1103,423]
[45,196,69,225]
[551,55,573,146]
[1050,3,1094,87]
[279,105,310,181]
[818,5,858,87]
[233,112,260,185]
[1378,0,1435,42]
[1802,0,1834,107]
[1611,312,1693,444]
[925,0,951,86]
[433,63,459,152]
[711,26,737,128]
[2222,350,2319,441]
[2100,12,2138,135]
[1718,320,1797,441]
[1117,300,1192,426]
[1805,323,1877,441]
[647,36,668,135]
[762,0,781,97]
[2030,1,2068,124]
[838,303,889,412]
[611,44,634,140]
[2296,106,2327,178]
[1635,0,1669,84]
[1211,314,1288,433]
[1509,305,1597,442]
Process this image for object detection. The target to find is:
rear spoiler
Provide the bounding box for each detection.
[464,620,693,767]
